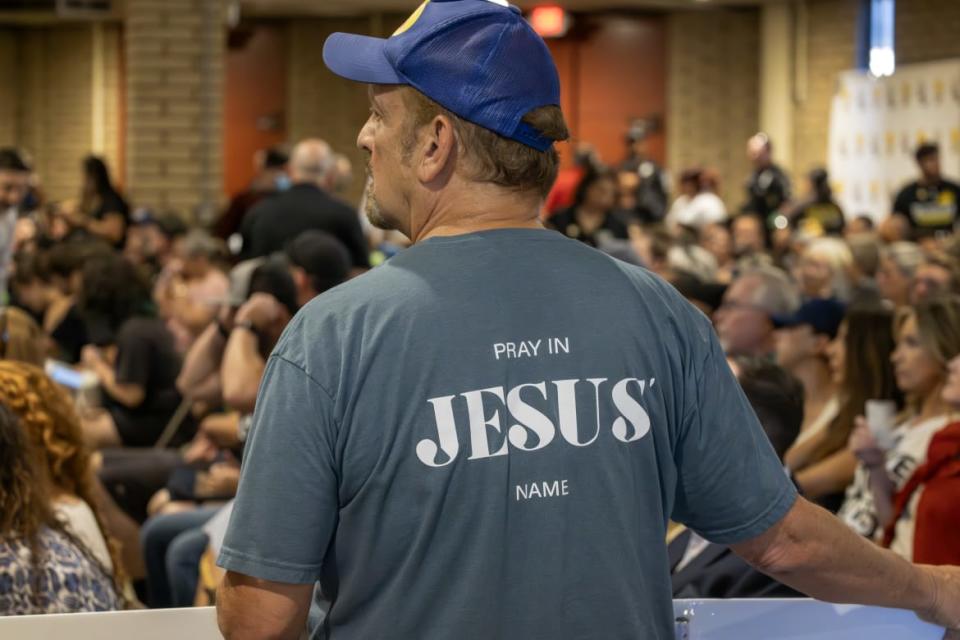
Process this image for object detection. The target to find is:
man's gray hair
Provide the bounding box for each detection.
[741,265,800,316]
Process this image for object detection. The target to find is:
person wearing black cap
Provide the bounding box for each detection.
[285,230,351,308]
[215,2,960,638]
[773,299,845,454]
[893,142,960,240]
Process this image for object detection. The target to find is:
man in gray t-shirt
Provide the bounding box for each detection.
[216,2,960,639]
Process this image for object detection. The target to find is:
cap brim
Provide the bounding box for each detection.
[323,33,403,84]
[770,314,799,329]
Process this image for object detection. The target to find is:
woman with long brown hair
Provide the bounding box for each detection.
[839,295,960,540]
[785,300,902,511]
[0,361,128,601]
[0,402,122,613]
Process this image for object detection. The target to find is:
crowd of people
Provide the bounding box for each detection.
[0,121,958,613]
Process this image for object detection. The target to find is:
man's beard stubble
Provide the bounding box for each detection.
[364,173,397,232]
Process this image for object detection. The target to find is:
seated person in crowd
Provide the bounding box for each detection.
[124,209,188,281]
[699,222,735,284]
[730,212,768,260]
[911,251,960,304]
[787,300,901,512]
[77,253,185,449]
[788,168,845,237]
[876,242,923,309]
[840,296,960,540]
[0,306,47,366]
[670,357,802,599]
[883,351,960,564]
[141,262,301,608]
[154,230,229,353]
[285,230,352,308]
[774,298,844,449]
[58,156,130,249]
[893,142,960,243]
[546,167,632,247]
[793,237,854,302]
[666,168,727,232]
[715,265,800,357]
[11,252,88,363]
[0,403,123,614]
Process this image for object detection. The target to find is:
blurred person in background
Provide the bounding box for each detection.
[666,168,727,232]
[285,230,352,308]
[786,300,901,511]
[77,253,185,449]
[331,153,354,196]
[839,296,960,540]
[893,142,960,242]
[731,213,768,260]
[544,142,599,217]
[239,139,370,271]
[10,253,87,363]
[846,215,875,237]
[619,123,668,223]
[742,133,791,227]
[0,306,48,366]
[773,298,845,450]
[124,210,189,280]
[154,230,230,353]
[910,251,960,303]
[0,361,137,597]
[61,156,130,249]
[715,265,799,357]
[882,351,960,564]
[846,233,881,299]
[215,146,289,242]
[788,168,845,237]
[546,168,630,247]
[0,403,123,614]
[793,237,854,302]
[0,149,32,301]
[877,241,923,309]
[700,222,735,284]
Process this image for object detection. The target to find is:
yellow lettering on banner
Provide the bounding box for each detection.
[394,0,429,36]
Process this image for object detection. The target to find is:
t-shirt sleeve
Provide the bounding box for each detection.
[217,354,339,584]
[670,325,798,545]
[114,323,152,389]
[892,186,911,218]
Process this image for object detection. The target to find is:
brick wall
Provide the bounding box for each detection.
[0,30,16,148]
[287,14,405,206]
[125,0,225,220]
[17,27,96,202]
[896,0,960,64]
[666,9,760,210]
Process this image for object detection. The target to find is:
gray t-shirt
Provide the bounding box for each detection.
[219,228,796,639]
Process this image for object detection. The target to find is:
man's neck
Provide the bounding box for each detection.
[409,187,544,243]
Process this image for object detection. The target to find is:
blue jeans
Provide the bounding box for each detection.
[141,506,220,608]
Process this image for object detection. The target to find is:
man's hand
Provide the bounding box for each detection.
[235,293,283,330]
[81,345,106,370]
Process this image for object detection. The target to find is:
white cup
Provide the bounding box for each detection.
[865,399,898,450]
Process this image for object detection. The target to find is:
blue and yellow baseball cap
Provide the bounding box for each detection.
[322,0,561,151]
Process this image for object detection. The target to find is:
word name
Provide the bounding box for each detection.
[494,337,570,360]
[516,479,570,501]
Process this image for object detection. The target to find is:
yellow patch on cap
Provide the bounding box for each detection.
[394,1,429,36]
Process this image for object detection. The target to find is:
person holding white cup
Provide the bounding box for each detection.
[839,296,960,542]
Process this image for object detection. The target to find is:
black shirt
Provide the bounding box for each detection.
[892,179,960,237]
[105,316,183,447]
[239,183,370,268]
[546,207,632,247]
[743,164,791,219]
[792,199,846,236]
[50,304,88,364]
[91,190,130,249]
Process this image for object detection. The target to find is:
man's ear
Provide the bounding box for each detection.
[416,114,457,185]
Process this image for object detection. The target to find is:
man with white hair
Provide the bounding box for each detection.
[239,138,369,269]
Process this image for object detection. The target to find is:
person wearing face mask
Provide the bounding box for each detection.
[839,296,960,541]
[0,149,31,303]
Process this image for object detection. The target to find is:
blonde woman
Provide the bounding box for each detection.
[794,237,854,302]
[838,296,960,540]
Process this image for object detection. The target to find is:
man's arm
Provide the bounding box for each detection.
[176,320,228,398]
[221,327,265,414]
[731,497,960,632]
[217,572,313,640]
